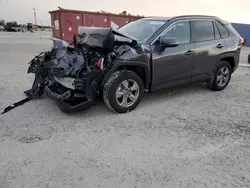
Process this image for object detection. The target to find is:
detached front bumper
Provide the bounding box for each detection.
[25,73,97,113]
[43,86,95,113]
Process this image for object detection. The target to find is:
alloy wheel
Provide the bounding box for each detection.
[217,66,230,87]
[115,79,140,108]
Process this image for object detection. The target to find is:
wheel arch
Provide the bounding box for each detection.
[209,56,234,89]
[102,61,150,90]
[218,53,236,72]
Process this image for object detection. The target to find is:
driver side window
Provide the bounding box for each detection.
[161,21,191,44]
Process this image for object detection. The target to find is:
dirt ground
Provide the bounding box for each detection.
[0,32,250,188]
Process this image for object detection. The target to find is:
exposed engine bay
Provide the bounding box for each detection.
[21,27,144,113]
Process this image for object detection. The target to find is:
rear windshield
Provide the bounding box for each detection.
[118,20,166,43]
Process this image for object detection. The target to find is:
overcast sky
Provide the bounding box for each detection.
[0,0,250,25]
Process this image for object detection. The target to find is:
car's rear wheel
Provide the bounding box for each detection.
[103,70,144,113]
[209,60,232,91]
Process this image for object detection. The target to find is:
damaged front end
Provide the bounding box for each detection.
[24,27,143,113]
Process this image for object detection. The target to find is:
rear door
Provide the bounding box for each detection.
[190,20,226,82]
[151,20,195,89]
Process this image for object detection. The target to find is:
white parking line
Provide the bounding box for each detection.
[239,64,250,68]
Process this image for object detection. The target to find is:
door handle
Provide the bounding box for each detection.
[216,44,224,48]
[185,50,194,56]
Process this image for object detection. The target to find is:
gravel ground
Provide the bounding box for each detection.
[0,32,250,188]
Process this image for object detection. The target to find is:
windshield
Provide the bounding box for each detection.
[118,20,166,43]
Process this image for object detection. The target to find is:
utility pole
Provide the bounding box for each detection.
[33,8,37,25]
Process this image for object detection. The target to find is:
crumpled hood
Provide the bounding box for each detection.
[77,26,140,50]
[78,26,139,42]
[112,29,140,43]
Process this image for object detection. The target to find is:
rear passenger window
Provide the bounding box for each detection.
[215,22,229,38]
[213,22,221,39]
[191,20,214,42]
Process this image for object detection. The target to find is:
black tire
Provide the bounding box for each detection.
[209,60,232,91]
[103,70,144,113]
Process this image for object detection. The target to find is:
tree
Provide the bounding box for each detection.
[6,21,18,27]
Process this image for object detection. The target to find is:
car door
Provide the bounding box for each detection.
[150,20,195,90]
[189,20,227,82]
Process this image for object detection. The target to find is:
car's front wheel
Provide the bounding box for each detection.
[103,70,144,113]
[209,60,232,91]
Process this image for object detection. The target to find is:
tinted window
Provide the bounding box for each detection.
[161,21,190,44]
[215,22,229,38]
[191,20,214,42]
[213,22,221,39]
[118,20,166,43]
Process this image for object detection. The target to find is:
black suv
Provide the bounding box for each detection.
[24,15,242,114]
[102,16,242,113]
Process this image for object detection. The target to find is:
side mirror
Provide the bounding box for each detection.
[160,37,180,48]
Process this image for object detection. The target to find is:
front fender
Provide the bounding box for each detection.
[102,60,151,89]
